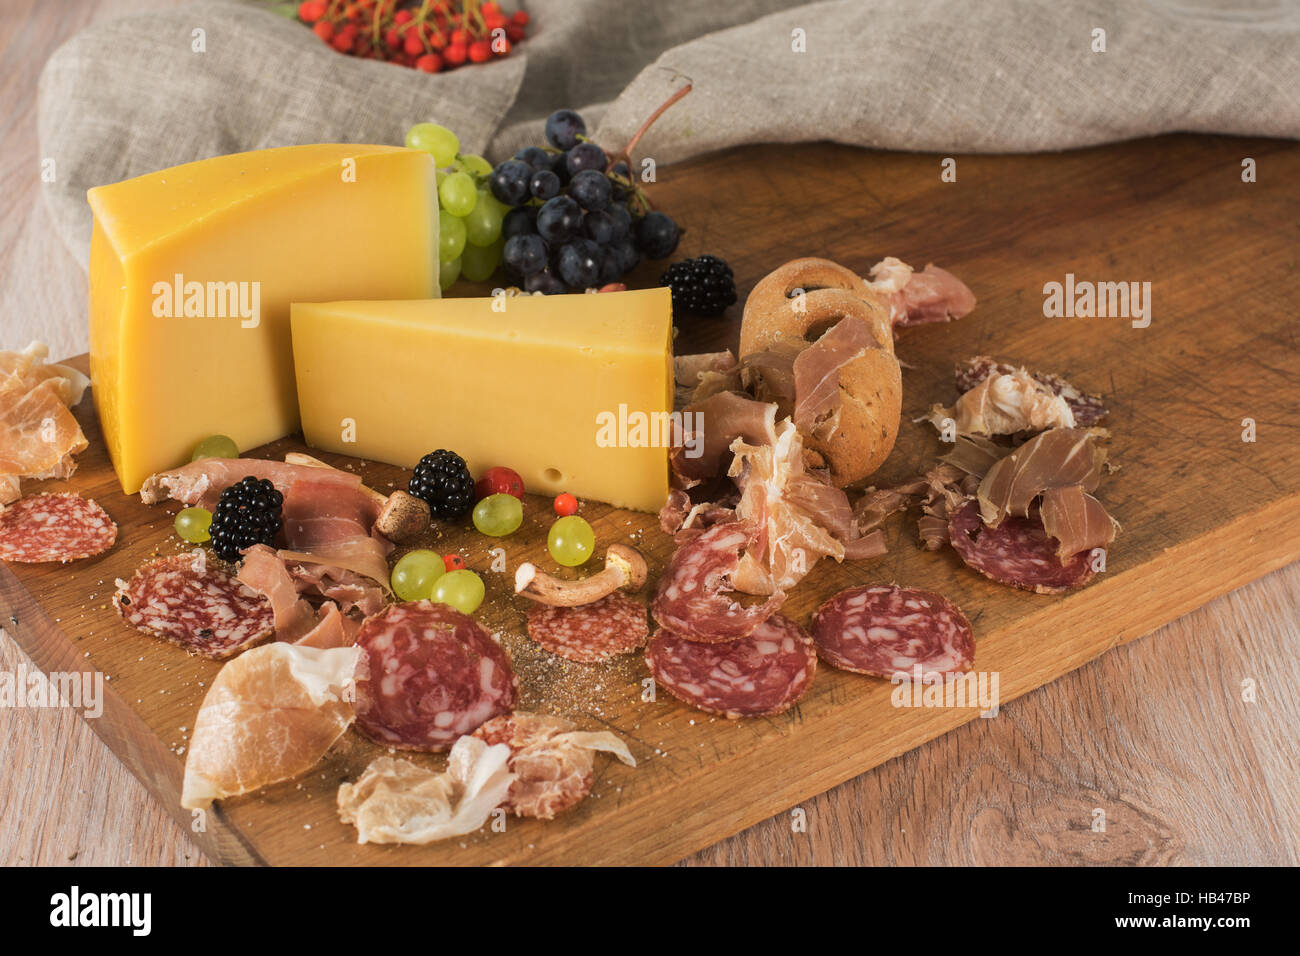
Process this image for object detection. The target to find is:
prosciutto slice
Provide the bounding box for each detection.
[729,419,885,594]
[280,475,392,588]
[236,544,356,648]
[792,316,883,441]
[1040,485,1120,560]
[0,343,90,505]
[140,456,363,510]
[868,258,976,330]
[671,391,778,487]
[978,428,1107,527]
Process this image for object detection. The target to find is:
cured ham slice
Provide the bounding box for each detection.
[0,342,91,504]
[729,419,885,594]
[236,543,355,648]
[868,258,976,330]
[673,351,739,410]
[182,643,364,809]
[280,475,392,588]
[956,356,1108,427]
[1040,485,1120,560]
[792,316,883,441]
[932,370,1076,436]
[337,739,515,845]
[978,428,1107,527]
[139,456,363,510]
[671,391,777,487]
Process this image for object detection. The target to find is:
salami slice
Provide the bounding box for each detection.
[114,554,274,660]
[812,585,974,677]
[0,493,116,563]
[525,593,649,663]
[354,601,517,752]
[948,499,1094,593]
[651,522,784,643]
[645,613,816,718]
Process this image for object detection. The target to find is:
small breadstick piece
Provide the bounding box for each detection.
[515,544,648,607]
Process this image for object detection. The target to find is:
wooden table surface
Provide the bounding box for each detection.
[2,0,1297,867]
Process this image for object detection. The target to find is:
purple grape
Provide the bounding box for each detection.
[569,169,612,211]
[536,196,583,243]
[525,268,568,295]
[529,169,560,201]
[583,209,617,245]
[557,239,602,288]
[608,205,632,240]
[514,146,552,170]
[565,142,607,176]
[503,234,548,277]
[502,206,537,239]
[609,238,641,274]
[638,211,680,259]
[544,110,586,151]
[598,248,623,285]
[489,160,531,206]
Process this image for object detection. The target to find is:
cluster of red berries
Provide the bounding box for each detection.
[296,0,529,72]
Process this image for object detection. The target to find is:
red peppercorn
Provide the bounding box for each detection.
[403,31,424,55]
[297,1,326,23]
[511,10,530,25]
[416,53,443,73]
[444,42,467,66]
[505,22,525,42]
[553,493,579,517]
[312,20,335,41]
[468,40,491,62]
[443,554,467,572]
[393,8,413,24]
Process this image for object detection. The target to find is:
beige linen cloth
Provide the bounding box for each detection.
[32,0,1300,274]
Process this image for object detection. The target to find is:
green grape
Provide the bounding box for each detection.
[547,515,595,567]
[439,171,478,217]
[391,549,445,602]
[191,434,238,461]
[456,154,492,178]
[472,492,522,536]
[432,569,485,615]
[174,507,212,544]
[440,256,462,290]
[405,122,459,167]
[461,238,503,282]
[463,190,504,246]
[439,209,467,262]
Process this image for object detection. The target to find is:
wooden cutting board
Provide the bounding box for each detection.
[2,134,1297,866]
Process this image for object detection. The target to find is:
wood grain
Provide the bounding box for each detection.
[2,0,1298,867]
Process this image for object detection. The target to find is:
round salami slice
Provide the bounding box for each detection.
[0,493,116,563]
[526,592,649,663]
[354,601,517,752]
[114,554,274,660]
[812,585,974,678]
[645,613,816,718]
[948,500,1094,593]
[651,522,784,644]
[473,713,592,819]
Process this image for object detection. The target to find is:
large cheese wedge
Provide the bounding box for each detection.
[291,289,674,512]
[88,144,438,494]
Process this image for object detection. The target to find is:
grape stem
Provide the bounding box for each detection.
[609,82,692,174]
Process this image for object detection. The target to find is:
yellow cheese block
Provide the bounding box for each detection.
[88,144,438,493]
[291,289,674,512]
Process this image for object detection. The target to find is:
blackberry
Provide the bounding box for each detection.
[659,255,737,317]
[209,477,283,563]
[409,450,475,520]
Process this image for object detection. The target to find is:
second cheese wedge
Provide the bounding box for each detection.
[88,144,438,493]
[291,289,674,512]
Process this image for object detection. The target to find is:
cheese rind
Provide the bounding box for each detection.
[88,144,438,493]
[291,289,674,512]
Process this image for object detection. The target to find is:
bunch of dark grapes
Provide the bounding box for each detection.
[492,109,681,294]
